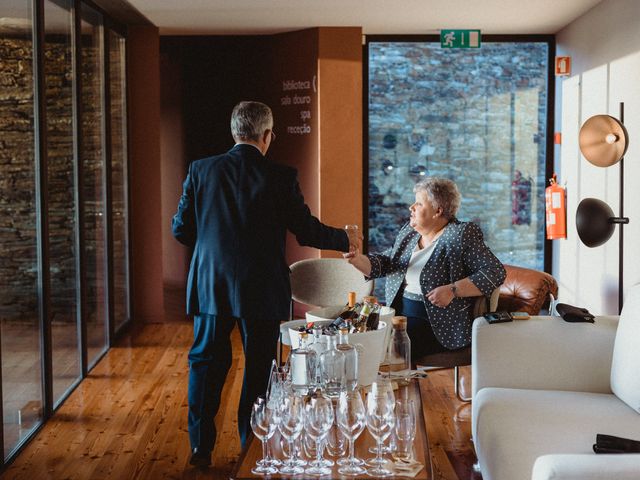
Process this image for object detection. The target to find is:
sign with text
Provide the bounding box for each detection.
[440,29,481,48]
[555,56,571,76]
[280,76,316,136]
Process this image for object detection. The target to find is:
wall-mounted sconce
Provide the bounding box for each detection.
[576,109,630,312]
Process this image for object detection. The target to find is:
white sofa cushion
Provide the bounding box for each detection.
[611,283,640,414]
[473,388,640,480]
[532,454,640,480]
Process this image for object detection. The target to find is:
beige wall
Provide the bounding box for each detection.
[555,0,640,313]
[317,27,363,258]
[267,27,363,264]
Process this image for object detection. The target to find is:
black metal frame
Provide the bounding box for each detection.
[363,34,556,275]
[0,0,132,469]
[106,26,134,335]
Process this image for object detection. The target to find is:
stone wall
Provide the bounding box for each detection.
[0,37,39,322]
[368,42,548,298]
[0,34,122,323]
[44,34,78,325]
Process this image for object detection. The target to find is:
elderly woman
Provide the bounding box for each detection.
[346,177,506,359]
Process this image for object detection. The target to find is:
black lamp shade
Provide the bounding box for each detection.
[576,198,615,247]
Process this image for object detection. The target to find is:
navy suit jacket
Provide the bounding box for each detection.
[172,144,349,320]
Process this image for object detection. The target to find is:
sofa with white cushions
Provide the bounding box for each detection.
[471,283,640,480]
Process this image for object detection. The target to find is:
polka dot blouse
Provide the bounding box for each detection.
[367,219,507,350]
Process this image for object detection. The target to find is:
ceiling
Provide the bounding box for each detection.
[126,0,603,36]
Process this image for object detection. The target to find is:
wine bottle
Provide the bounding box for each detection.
[363,296,381,331]
[330,291,359,330]
[290,331,317,395]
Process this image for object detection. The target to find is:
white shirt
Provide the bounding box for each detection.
[403,239,439,295]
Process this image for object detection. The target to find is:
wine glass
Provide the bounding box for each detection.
[302,429,335,467]
[325,418,346,459]
[336,390,367,475]
[365,388,395,477]
[260,364,289,468]
[250,396,279,475]
[344,224,359,253]
[368,379,397,455]
[304,395,334,475]
[393,399,417,464]
[277,394,306,475]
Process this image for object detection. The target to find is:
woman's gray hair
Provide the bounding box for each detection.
[230,101,273,142]
[413,177,461,220]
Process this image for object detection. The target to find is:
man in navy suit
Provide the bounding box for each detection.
[172,101,350,467]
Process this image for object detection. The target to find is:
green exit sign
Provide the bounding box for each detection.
[440,29,481,48]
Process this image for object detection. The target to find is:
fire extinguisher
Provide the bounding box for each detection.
[545,173,567,240]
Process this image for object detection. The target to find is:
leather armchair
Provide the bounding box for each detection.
[498,264,558,314]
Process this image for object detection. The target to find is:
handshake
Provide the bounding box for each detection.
[343,224,361,259]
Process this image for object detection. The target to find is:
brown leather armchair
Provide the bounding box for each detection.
[497,264,558,315]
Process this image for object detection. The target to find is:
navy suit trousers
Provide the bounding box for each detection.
[187,313,280,453]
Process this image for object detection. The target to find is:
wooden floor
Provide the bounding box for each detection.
[2,319,481,480]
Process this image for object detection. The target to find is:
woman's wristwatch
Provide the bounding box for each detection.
[450,283,459,298]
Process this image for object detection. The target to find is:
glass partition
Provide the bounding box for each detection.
[44,0,82,408]
[0,0,130,464]
[368,40,550,298]
[109,30,130,333]
[0,0,44,459]
[80,4,108,367]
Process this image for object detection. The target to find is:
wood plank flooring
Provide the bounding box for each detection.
[2,320,481,480]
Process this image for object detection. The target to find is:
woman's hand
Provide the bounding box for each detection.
[343,251,372,277]
[425,285,455,308]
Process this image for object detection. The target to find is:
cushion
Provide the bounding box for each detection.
[473,388,640,480]
[498,265,558,315]
[611,283,640,414]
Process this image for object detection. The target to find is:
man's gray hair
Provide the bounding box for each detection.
[413,177,461,220]
[231,101,273,142]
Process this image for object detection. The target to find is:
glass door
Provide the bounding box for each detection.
[0,0,44,459]
[80,3,109,367]
[44,0,82,409]
[109,30,131,333]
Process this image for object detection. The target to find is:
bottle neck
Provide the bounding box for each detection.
[337,330,349,344]
[326,334,337,349]
[312,328,322,341]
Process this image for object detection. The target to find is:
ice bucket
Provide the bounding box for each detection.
[281,305,394,387]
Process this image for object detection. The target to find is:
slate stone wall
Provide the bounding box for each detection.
[0,37,39,322]
[0,35,112,323]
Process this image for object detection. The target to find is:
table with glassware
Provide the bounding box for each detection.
[230,378,432,479]
[231,295,432,479]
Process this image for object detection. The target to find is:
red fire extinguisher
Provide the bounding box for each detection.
[545,173,566,240]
